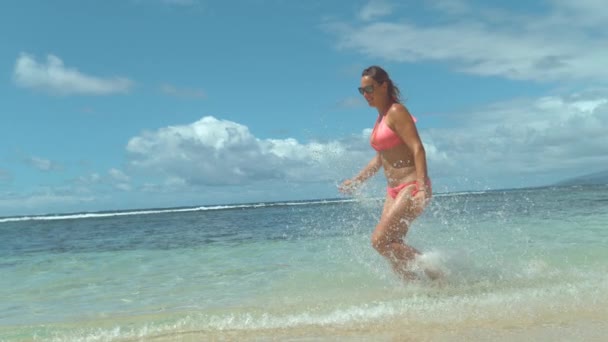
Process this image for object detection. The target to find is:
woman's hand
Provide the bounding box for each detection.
[413,181,432,209]
[338,179,360,195]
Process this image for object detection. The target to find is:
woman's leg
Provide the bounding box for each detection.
[371,185,426,280]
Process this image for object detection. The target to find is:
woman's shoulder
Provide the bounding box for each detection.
[389,102,407,112]
[387,103,417,127]
[388,103,412,120]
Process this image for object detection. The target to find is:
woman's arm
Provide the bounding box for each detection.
[339,154,381,194]
[387,104,429,189]
[352,154,381,184]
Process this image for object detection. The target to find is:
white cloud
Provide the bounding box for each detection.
[359,0,393,21]
[5,88,605,216]
[25,156,61,172]
[114,183,132,191]
[109,168,130,182]
[550,0,608,26]
[422,90,608,188]
[126,116,374,187]
[0,189,96,216]
[73,169,131,192]
[76,173,102,185]
[160,84,206,99]
[13,53,133,95]
[123,90,608,194]
[327,1,608,82]
[108,168,132,191]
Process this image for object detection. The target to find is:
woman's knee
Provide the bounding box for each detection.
[371,231,394,256]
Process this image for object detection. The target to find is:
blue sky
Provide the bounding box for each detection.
[1,0,607,216]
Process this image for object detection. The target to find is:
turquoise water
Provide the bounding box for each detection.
[1,186,607,341]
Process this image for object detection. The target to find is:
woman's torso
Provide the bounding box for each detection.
[370,107,418,187]
[380,147,417,187]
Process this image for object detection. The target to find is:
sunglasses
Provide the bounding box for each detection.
[358,85,374,95]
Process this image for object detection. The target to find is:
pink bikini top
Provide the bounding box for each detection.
[370,114,417,152]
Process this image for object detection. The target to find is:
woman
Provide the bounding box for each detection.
[339,65,436,281]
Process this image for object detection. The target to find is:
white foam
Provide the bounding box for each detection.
[521,259,550,277]
[0,199,356,223]
[30,270,608,341]
[434,190,488,197]
[408,250,450,280]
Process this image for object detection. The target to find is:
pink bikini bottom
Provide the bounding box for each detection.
[387,179,431,199]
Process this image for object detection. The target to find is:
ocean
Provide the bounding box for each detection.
[1,185,607,341]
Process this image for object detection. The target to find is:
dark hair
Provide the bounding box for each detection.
[362,65,402,103]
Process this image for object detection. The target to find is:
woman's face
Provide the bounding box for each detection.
[359,76,386,108]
